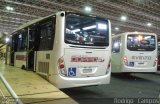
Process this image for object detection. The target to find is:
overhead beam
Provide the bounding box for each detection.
[40,0,160,30]
[4,0,54,12]
[102,1,160,21]
[0,23,18,27]
[0,9,40,18]
[0,19,24,24]
[0,26,17,30]
[39,0,80,12]
[0,15,29,22]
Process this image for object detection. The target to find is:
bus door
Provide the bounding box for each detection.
[27,27,36,71]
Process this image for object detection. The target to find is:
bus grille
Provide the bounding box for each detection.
[38,62,49,74]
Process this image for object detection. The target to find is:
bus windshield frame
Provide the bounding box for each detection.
[65,12,109,47]
[127,34,156,51]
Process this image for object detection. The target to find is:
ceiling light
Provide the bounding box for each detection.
[115,27,119,31]
[121,15,127,21]
[147,23,152,27]
[6,6,14,11]
[83,25,96,30]
[84,6,92,12]
[4,32,8,35]
[5,37,10,43]
[98,23,107,30]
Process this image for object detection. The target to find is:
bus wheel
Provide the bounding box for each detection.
[21,65,26,70]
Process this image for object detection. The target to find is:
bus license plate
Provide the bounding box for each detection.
[83,68,92,73]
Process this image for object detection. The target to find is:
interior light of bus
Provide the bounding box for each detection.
[72,29,80,33]
[153,57,157,67]
[123,56,128,66]
[83,25,96,30]
[114,42,119,48]
[58,57,67,76]
[98,23,107,30]
[138,35,143,41]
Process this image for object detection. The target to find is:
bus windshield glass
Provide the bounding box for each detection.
[65,13,109,46]
[127,34,156,51]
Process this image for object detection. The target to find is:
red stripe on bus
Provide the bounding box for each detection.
[16,55,26,61]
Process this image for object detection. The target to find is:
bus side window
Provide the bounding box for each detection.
[38,17,55,51]
[15,29,27,52]
[11,35,18,52]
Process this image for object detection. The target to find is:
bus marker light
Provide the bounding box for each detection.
[123,56,128,66]
[58,57,67,76]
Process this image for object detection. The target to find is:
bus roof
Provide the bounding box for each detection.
[12,11,109,34]
[14,14,55,33]
[112,32,156,37]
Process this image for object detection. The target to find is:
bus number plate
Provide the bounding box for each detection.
[83,68,92,73]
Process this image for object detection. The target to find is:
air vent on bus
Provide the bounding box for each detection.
[38,62,49,75]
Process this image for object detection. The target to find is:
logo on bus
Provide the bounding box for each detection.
[68,67,76,77]
[71,56,104,62]
[131,56,151,60]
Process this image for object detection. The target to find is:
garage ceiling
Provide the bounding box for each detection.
[0,0,160,36]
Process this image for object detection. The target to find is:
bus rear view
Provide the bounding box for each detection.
[55,12,111,88]
[112,32,157,73]
[125,33,157,72]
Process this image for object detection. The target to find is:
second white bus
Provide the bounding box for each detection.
[111,32,157,73]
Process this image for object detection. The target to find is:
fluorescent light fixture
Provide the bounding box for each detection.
[83,25,96,30]
[98,23,107,30]
[6,6,14,11]
[84,6,92,12]
[70,25,74,29]
[121,15,127,21]
[72,29,80,33]
[144,36,151,39]
[138,35,143,41]
[5,37,10,43]
[114,42,119,48]
[147,23,152,27]
[19,34,22,38]
[115,27,119,31]
[4,32,8,35]
[158,42,160,46]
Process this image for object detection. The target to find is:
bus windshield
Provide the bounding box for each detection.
[65,13,109,46]
[127,34,156,51]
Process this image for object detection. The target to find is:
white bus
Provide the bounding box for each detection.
[8,11,111,88]
[111,32,157,73]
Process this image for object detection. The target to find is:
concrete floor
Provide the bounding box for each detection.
[63,73,160,104]
[0,61,77,104]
